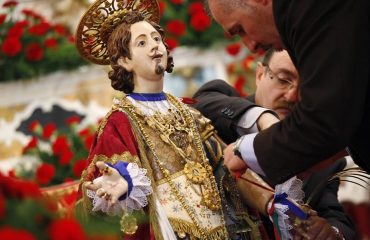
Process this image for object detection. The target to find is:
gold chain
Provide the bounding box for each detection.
[131,94,222,210]
[119,94,225,239]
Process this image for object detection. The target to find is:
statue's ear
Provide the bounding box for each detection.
[118,57,133,72]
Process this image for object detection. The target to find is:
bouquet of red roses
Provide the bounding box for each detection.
[159,0,226,49]
[0,0,87,81]
[18,116,93,187]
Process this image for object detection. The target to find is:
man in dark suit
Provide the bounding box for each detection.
[194,49,355,239]
[202,0,370,188]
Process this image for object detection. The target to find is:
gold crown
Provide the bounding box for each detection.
[76,0,160,65]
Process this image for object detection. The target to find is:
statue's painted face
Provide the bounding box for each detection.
[119,21,168,81]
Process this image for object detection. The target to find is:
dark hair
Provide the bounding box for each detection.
[261,48,276,67]
[107,11,174,93]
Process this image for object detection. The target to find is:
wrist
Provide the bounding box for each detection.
[233,135,245,159]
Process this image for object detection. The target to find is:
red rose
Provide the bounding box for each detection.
[2,1,18,8]
[170,0,183,4]
[28,22,51,36]
[1,37,21,57]
[226,42,242,56]
[7,169,16,177]
[7,20,28,38]
[234,76,248,97]
[48,218,87,240]
[0,227,35,240]
[52,136,69,155]
[78,128,90,137]
[0,174,41,199]
[21,9,36,17]
[54,24,66,35]
[44,38,58,49]
[159,1,166,16]
[84,135,94,150]
[0,14,6,25]
[227,63,236,74]
[16,180,41,199]
[25,43,43,62]
[166,20,186,37]
[42,123,56,139]
[165,38,178,50]
[188,2,204,15]
[73,159,88,177]
[62,190,78,207]
[242,55,255,70]
[58,151,74,166]
[65,116,81,125]
[36,163,55,185]
[67,35,75,43]
[190,12,211,31]
[23,137,38,153]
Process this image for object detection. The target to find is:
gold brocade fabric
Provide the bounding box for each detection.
[116,95,228,239]
[136,114,200,182]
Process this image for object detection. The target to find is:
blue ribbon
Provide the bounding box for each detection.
[129,92,166,101]
[274,193,308,220]
[106,162,133,201]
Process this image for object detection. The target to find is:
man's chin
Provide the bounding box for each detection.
[276,108,291,119]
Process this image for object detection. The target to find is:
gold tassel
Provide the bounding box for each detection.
[169,218,228,240]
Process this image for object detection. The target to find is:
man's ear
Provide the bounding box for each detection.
[255,62,265,86]
[117,57,133,72]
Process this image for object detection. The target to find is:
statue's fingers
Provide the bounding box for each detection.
[84,181,101,191]
[96,188,106,197]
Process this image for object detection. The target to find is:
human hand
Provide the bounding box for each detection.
[292,210,341,240]
[223,143,248,177]
[84,161,128,208]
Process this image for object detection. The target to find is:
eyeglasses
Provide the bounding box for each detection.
[264,65,298,91]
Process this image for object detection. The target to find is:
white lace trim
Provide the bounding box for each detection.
[126,96,174,116]
[87,163,152,216]
[273,176,305,240]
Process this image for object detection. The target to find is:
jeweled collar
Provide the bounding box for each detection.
[129,92,166,101]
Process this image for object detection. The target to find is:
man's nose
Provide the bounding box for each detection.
[242,36,258,53]
[284,87,299,103]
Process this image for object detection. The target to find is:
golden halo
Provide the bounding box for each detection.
[76,0,160,65]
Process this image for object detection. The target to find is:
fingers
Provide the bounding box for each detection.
[84,180,101,191]
[96,188,111,201]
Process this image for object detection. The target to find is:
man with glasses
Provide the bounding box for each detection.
[193,49,355,239]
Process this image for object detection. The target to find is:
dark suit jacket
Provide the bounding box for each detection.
[193,80,355,239]
[270,0,370,184]
[215,0,370,186]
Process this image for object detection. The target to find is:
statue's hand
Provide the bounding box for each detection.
[84,161,128,208]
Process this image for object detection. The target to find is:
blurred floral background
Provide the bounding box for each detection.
[0,0,87,81]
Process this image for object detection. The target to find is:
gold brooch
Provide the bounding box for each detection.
[202,189,222,211]
[183,162,207,184]
[76,0,160,65]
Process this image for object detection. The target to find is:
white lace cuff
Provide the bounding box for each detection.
[269,176,305,239]
[87,163,152,216]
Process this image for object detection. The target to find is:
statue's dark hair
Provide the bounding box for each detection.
[107,11,174,93]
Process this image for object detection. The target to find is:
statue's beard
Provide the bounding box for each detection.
[155,63,165,75]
